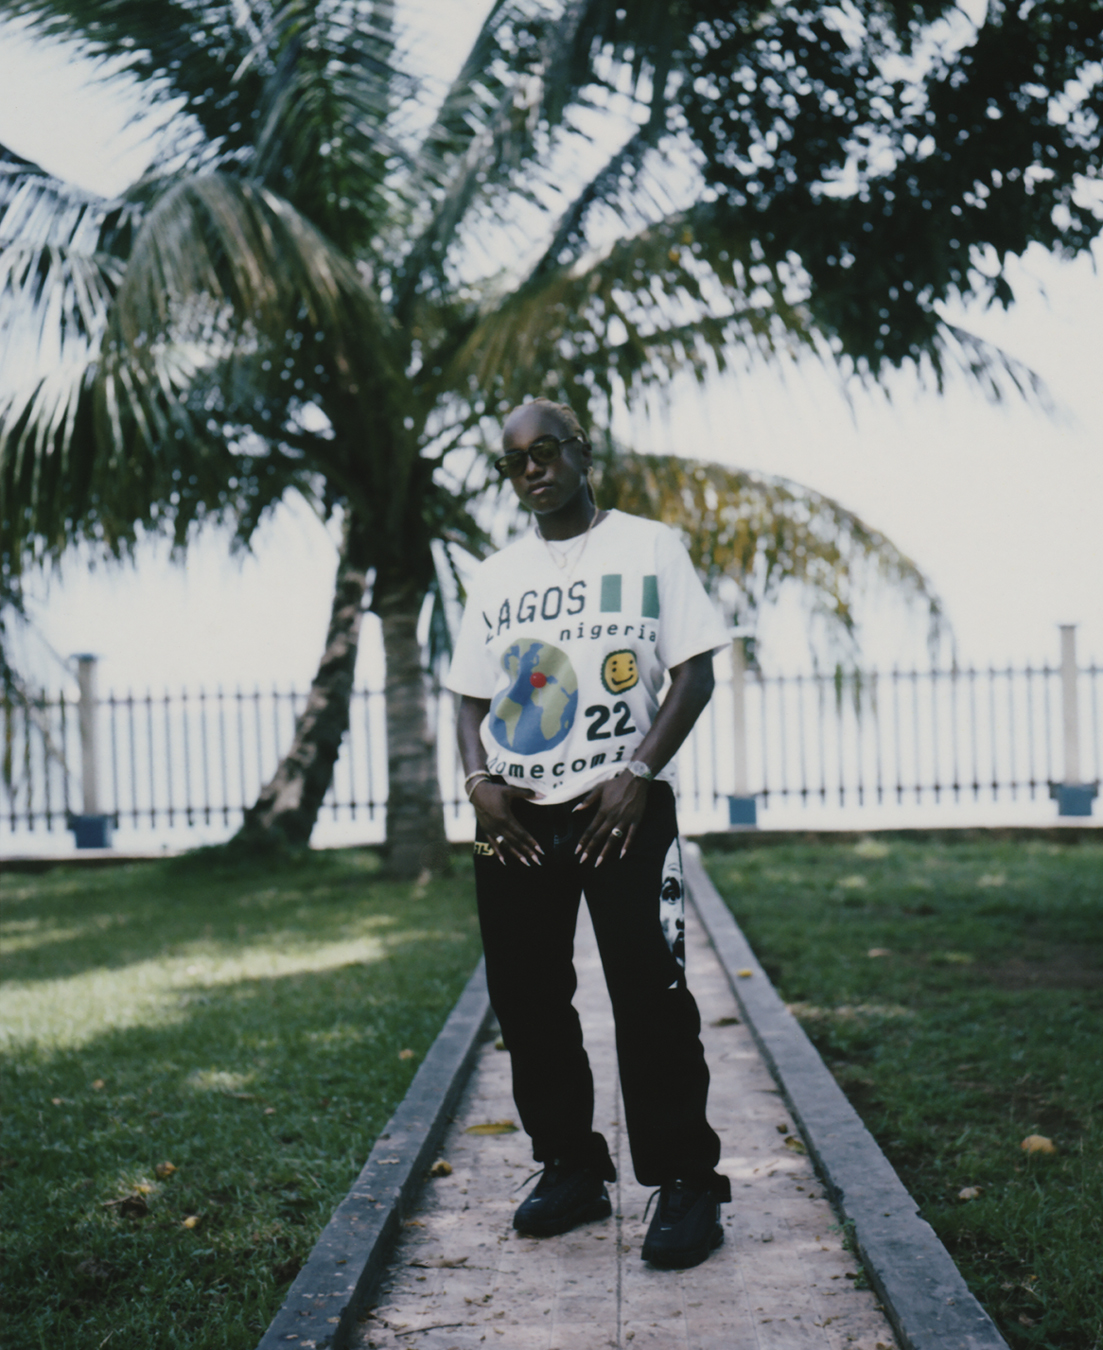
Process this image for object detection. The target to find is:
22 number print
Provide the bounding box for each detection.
[584,702,637,741]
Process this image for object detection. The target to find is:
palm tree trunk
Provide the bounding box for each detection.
[237,510,371,847]
[374,567,450,878]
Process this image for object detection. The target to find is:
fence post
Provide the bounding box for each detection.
[70,654,113,848]
[727,628,757,827]
[1053,624,1097,817]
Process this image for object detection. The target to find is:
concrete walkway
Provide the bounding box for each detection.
[353,903,899,1350]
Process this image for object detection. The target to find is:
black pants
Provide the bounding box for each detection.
[473,783,721,1186]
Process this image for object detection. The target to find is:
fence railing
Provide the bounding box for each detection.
[679,661,1101,816]
[4,653,1099,843]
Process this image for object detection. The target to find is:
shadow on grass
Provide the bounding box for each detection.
[0,846,433,986]
[0,849,482,1350]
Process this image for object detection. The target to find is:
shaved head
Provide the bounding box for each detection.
[502,398,587,451]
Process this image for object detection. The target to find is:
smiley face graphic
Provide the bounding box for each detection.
[601,649,640,695]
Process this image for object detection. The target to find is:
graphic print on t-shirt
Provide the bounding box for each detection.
[446,512,729,803]
[488,638,578,753]
[601,649,639,694]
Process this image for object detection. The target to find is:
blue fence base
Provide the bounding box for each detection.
[69,815,113,849]
[1050,783,1098,818]
[727,795,758,828]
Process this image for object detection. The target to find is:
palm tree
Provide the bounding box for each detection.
[2,0,951,872]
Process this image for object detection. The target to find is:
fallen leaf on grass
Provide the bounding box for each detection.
[155,1162,177,1179]
[429,1160,453,1177]
[264,1107,276,1115]
[51,1097,63,1106]
[1021,1135,1057,1155]
[1019,1314,1036,1327]
[867,948,891,958]
[134,1183,153,1196]
[854,839,890,859]
[839,875,868,889]
[464,1121,518,1135]
[398,1048,416,1060]
[958,1186,982,1200]
[409,1256,468,1269]
[710,1016,740,1027]
[783,1136,807,1155]
[91,1079,105,1090]
[182,1215,201,1229]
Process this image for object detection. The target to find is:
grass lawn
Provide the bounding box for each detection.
[0,847,482,1350]
[703,833,1103,1350]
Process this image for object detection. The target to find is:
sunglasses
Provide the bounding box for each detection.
[494,434,585,478]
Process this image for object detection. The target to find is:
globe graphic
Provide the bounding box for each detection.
[488,639,579,754]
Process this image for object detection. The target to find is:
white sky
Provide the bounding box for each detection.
[1,10,1100,701]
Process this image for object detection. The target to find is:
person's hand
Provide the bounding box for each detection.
[573,772,650,866]
[471,782,544,866]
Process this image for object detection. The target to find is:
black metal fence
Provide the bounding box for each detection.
[3,659,1100,842]
[678,661,1102,816]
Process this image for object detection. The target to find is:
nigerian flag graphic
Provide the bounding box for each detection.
[489,639,579,753]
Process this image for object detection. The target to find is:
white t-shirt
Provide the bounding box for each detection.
[446,509,729,803]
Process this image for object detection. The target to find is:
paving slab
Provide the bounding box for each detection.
[352,902,898,1350]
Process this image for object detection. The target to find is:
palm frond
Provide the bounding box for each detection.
[596,451,943,643]
[395,0,667,316]
[242,0,412,250]
[2,0,264,159]
[94,172,401,446]
[437,201,819,420]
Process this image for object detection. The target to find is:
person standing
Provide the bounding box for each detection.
[447,398,731,1269]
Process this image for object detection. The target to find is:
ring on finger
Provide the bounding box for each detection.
[610,827,624,838]
[495,835,505,843]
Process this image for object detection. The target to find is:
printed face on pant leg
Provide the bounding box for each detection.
[659,838,685,969]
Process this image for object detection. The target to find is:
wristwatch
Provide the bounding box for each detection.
[625,760,655,781]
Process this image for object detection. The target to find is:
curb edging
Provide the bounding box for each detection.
[683,843,1010,1350]
[256,958,492,1350]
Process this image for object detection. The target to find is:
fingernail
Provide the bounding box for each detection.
[594,857,603,868]
[574,844,581,854]
[578,852,588,865]
[536,844,545,854]
[520,857,530,867]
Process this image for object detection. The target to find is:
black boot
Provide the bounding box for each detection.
[512,1133,616,1238]
[641,1172,731,1269]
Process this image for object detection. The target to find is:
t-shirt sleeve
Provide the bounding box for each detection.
[445,570,496,698]
[654,528,730,670]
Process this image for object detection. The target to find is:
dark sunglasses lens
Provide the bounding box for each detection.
[496,451,527,477]
[528,437,561,464]
[495,438,562,477]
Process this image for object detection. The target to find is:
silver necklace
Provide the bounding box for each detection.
[537,508,603,577]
